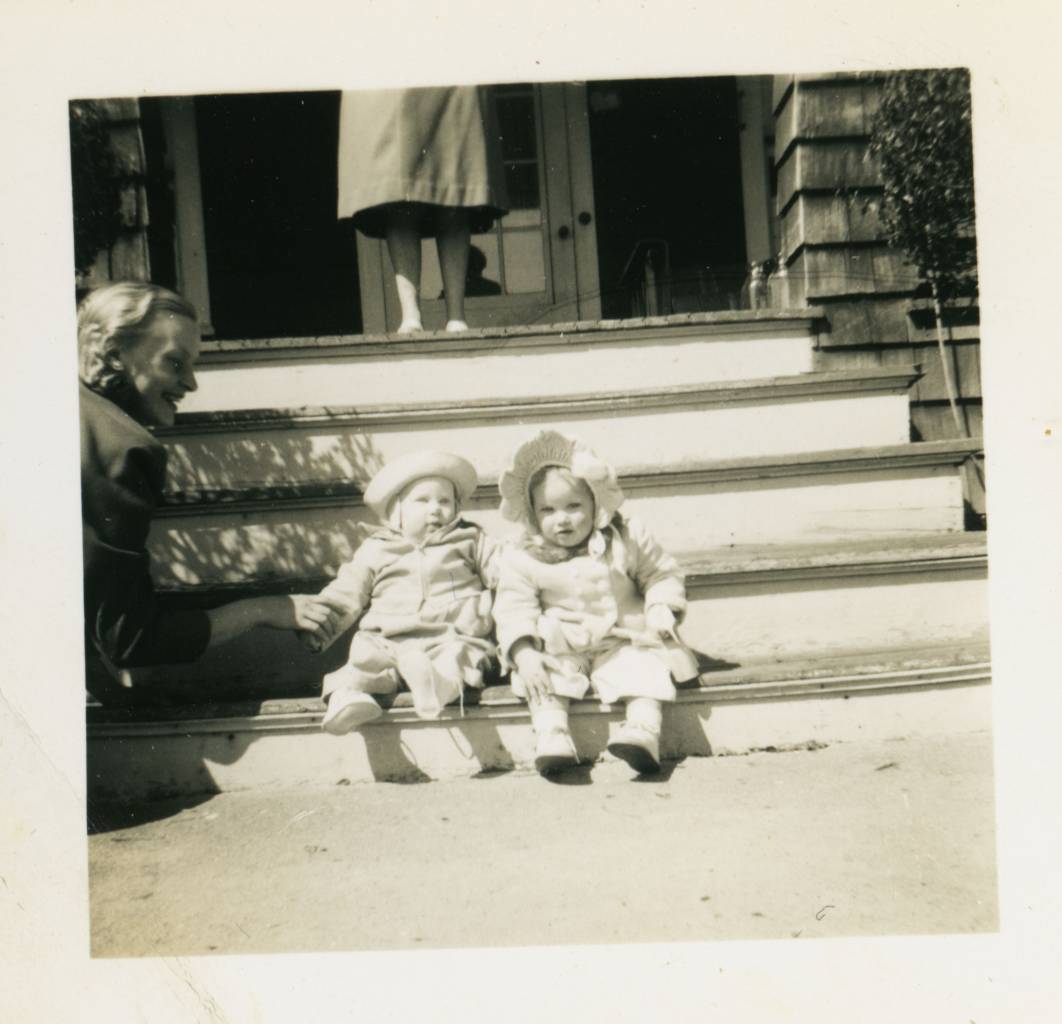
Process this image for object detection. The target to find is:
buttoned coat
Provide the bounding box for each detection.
[494,516,699,683]
[315,518,499,650]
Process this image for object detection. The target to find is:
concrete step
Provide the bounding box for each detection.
[86,642,992,800]
[183,310,824,412]
[132,533,987,698]
[159,368,920,492]
[150,439,981,585]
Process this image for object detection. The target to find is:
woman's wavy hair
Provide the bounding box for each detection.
[77,281,198,396]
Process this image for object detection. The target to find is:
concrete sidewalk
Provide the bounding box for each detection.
[88,730,997,957]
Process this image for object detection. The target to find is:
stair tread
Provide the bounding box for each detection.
[159,366,921,433]
[199,308,827,356]
[86,640,990,727]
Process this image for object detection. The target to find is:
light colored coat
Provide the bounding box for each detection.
[494,516,699,684]
[316,519,499,650]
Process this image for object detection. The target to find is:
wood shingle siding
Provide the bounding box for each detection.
[771,72,982,445]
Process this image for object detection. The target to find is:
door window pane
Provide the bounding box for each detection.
[419,234,502,299]
[502,230,546,294]
[418,84,547,301]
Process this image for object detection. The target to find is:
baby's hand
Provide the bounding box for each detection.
[512,640,552,702]
[645,604,678,641]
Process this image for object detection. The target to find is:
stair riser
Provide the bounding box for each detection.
[163,393,913,491]
[150,467,966,585]
[85,679,991,801]
[683,569,988,663]
[130,564,987,699]
[186,332,816,412]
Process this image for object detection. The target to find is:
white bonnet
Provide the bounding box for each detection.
[498,430,624,530]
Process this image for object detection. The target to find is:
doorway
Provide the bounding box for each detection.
[356,83,601,332]
[585,77,749,319]
[193,91,360,339]
[154,77,753,339]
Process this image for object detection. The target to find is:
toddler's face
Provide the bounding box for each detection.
[531,469,595,548]
[397,476,457,540]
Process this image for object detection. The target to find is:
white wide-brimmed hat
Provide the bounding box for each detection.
[498,430,624,530]
[363,451,478,520]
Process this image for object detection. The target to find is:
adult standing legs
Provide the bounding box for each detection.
[436,207,471,331]
[385,205,424,333]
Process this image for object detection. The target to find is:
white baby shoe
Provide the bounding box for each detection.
[322,690,383,735]
[607,723,661,774]
[534,728,579,775]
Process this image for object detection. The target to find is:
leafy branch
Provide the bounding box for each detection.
[868,69,978,435]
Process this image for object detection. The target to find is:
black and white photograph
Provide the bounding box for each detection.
[4,1,1061,1020]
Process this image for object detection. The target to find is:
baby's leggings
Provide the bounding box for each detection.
[323,631,487,707]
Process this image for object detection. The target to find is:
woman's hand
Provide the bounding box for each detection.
[645,603,678,641]
[258,594,342,636]
[512,639,552,702]
[286,594,339,633]
[206,594,346,650]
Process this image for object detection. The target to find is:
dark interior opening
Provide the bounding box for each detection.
[194,91,361,339]
[586,76,748,319]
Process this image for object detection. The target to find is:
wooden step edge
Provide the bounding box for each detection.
[157,367,922,437]
[85,657,991,738]
[158,439,984,517]
[198,308,829,361]
[687,550,988,587]
[682,532,987,580]
[151,534,988,599]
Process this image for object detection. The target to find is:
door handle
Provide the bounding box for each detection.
[578,211,593,226]
[557,224,571,240]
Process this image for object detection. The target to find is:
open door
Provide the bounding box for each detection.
[155,77,763,338]
[357,83,601,332]
[160,84,600,337]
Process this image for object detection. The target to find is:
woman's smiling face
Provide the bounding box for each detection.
[118,313,201,426]
[531,468,595,548]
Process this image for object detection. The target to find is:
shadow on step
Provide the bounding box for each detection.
[632,757,687,783]
[542,764,594,786]
[693,649,742,675]
[358,719,432,784]
[87,793,216,834]
[86,700,261,824]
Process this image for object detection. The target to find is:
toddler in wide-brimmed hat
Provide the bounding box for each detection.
[493,430,699,775]
[299,450,498,734]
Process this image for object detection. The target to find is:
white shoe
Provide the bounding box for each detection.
[608,723,661,773]
[322,690,382,735]
[534,728,579,775]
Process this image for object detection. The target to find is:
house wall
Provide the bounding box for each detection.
[771,73,983,448]
[76,98,152,291]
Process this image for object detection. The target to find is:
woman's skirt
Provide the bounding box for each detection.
[337,85,509,238]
